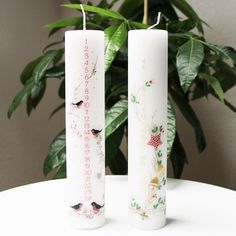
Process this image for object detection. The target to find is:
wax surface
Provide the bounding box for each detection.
[65,30,105,229]
[128,29,168,230]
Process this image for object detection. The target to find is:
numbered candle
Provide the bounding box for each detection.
[65,30,105,229]
[128,29,168,230]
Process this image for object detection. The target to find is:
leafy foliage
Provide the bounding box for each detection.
[176,38,204,92]
[8,0,236,178]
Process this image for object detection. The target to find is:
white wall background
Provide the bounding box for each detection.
[0,0,235,191]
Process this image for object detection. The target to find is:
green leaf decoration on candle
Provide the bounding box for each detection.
[105,22,128,71]
[152,126,158,133]
[145,80,152,87]
[157,150,163,158]
[176,38,204,92]
[131,94,137,103]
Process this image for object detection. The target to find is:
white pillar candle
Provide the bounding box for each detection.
[128,29,168,230]
[65,30,105,229]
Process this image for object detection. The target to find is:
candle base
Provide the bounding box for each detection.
[128,211,166,230]
[68,211,105,230]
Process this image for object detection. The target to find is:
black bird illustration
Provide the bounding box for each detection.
[91,129,102,136]
[71,203,83,211]
[91,202,104,213]
[72,100,83,108]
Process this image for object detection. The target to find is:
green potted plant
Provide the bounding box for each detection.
[7,0,236,179]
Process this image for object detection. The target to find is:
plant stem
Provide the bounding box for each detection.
[142,0,148,24]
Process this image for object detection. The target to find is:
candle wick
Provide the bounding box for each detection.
[148,12,161,30]
[80,4,86,30]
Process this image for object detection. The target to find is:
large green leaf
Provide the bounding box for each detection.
[63,4,126,20]
[129,20,148,29]
[53,162,66,179]
[199,73,224,102]
[27,80,46,116]
[105,99,128,139]
[110,149,128,175]
[105,124,127,174]
[45,64,65,78]
[106,82,127,102]
[203,43,236,66]
[20,56,44,84]
[43,130,66,176]
[58,79,65,99]
[169,0,203,33]
[213,60,236,92]
[170,132,188,178]
[46,17,83,29]
[105,22,127,71]
[167,100,176,158]
[170,87,206,152]
[176,38,204,92]
[7,78,35,118]
[168,19,196,33]
[191,59,236,101]
[33,50,63,83]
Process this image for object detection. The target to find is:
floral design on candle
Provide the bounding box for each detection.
[129,82,166,220]
[128,29,167,229]
[131,79,155,105]
[130,196,166,220]
[129,123,166,220]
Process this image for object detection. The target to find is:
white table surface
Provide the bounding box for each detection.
[0,176,235,236]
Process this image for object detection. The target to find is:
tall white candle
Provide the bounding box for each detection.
[65,30,105,229]
[128,29,168,230]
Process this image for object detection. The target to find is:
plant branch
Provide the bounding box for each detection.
[142,0,148,24]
